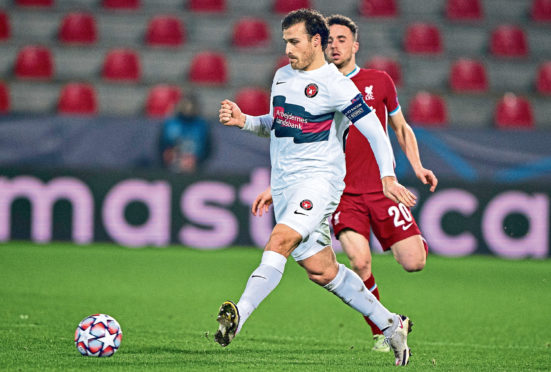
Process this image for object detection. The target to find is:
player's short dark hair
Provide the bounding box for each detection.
[326,14,359,41]
[281,8,329,50]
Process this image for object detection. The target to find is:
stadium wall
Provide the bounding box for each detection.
[0,166,548,259]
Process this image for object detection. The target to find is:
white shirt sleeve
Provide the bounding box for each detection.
[242,113,273,137]
[333,74,396,179]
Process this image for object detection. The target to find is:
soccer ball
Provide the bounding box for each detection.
[74,314,123,357]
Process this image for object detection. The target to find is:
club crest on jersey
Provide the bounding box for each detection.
[300,199,313,210]
[364,85,374,100]
[304,83,318,98]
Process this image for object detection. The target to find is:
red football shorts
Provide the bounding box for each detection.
[331,191,423,251]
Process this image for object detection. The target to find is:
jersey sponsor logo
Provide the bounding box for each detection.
[342,93,371,123]
[276,81,286,85]
[364,85,374,101]
[304,83,318,98]
[300,199,313,210]
[272,96,334,143]
[293,210,308,216]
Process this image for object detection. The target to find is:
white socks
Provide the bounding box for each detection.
[236,251,287,334]
[324,263,397,336]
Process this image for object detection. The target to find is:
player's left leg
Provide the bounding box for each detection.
[390,235,427,272]
[298,247,412,366]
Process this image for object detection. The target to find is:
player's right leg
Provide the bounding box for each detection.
[390,235,427,272]
[214,224,300,347]
[332,195,388,351]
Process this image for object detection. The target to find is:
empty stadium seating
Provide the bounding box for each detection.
[58,83,97,115]
[16,0,53,7]
[404,23,443,54]
[189,52,228,85]
[145,84,181,117]
[15,45,54,80]
[364,56,402,86]
[232,18,270,48]
[531,0,551,21]
[495,93,534,128]
[102,0,140,10]
[490,25,529,57]
[189,0,226,12]
[274,0,311,14]
[59,12,97,44]
[359,0,398,18]
[445,0,483,20]
[450,58,488,92]
[102,49,141,82]
[0,0,546,127]
[536,61,551,94]
[145,15,185,47]
[0,12,9,41]
[235,87,270,116]
[0,82,9,113]
[408,91,448,126]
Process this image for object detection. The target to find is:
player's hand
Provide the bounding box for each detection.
[381,176,417,207]
[414,167,438,192]
[219,99,246,128]
[251,187,273,216]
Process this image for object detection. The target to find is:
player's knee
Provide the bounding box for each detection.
[266,231,299,256]
[401,255,426,272]
[350,258,372,279]
[306,265,338,286]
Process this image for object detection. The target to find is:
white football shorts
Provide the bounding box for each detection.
[273,179,342,262]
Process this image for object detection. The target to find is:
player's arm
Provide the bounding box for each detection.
[349,106,416,207]
[251,186,273,216]
[219,99,273,137]
[389,110,438,192]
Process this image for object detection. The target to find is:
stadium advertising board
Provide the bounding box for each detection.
[0,168,548,258]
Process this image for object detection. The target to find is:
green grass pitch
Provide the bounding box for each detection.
[1,241,550,371]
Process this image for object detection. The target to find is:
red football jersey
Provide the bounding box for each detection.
[344,67,400,193]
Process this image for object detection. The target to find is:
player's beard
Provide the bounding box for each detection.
[291,45,316,71]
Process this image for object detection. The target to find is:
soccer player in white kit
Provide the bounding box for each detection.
[216,9,415,366]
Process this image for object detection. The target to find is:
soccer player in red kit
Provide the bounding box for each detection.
[326,14,438,352]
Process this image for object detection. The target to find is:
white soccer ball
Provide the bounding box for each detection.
[74,313,123,357]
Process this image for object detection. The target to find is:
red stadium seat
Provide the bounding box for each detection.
[490,25,528,57]
[536,61,551,94]
[59,12,97,44]
[232,18,270,48]
[0,82,9,113]
[235,87,270,117]
[0,12,10,41]
[495,93,534,129]
[58,83,97,115]
[189,52,228,85]
[189,0,225,12]
[146,84,182,117]
[445,0,483,20]
[16,0,53,6]
[364,56,402,86]
[15,45,54,80]
[359,0,398,18]
[274,0,310,14]
[146,16,185,47]
[102,49,141,82]
[450,58,488,92]
[404,23,443,54]
[102,0,139,9]
[408,91,448,126]
[531,0,551,21]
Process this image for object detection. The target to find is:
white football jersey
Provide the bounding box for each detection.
[259,63,369,193]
